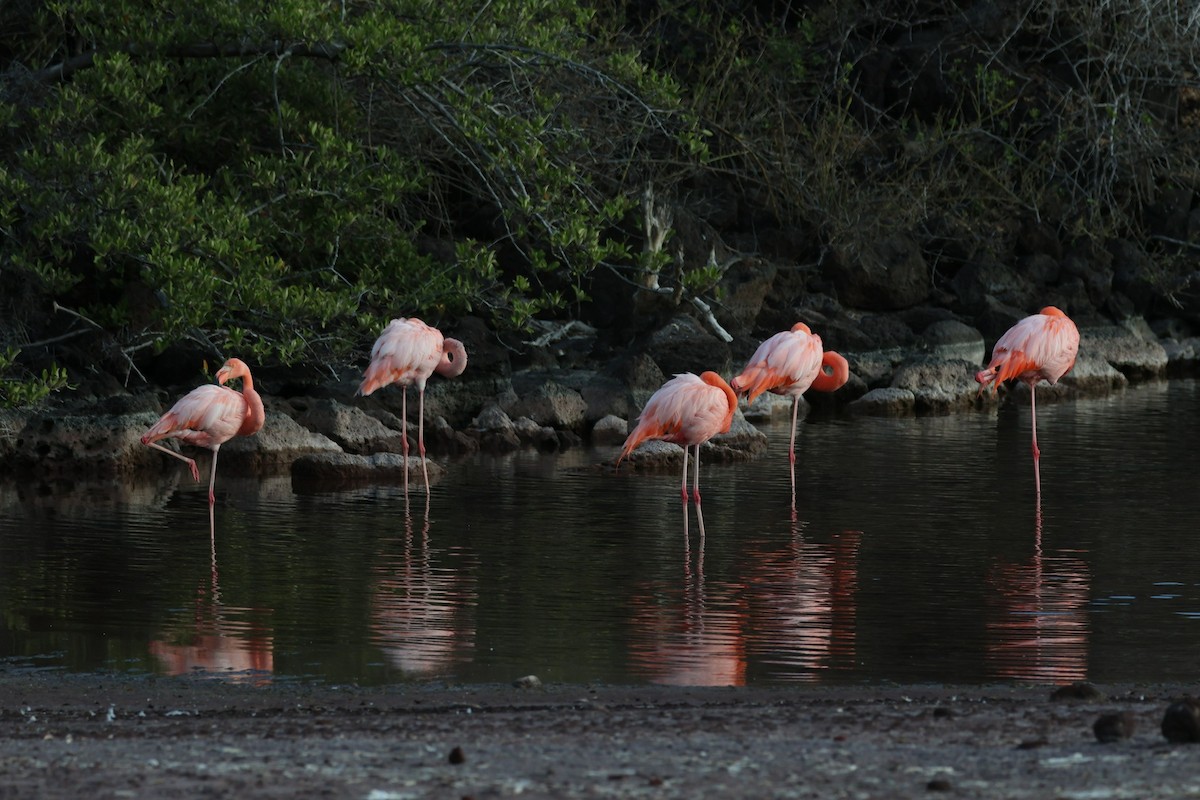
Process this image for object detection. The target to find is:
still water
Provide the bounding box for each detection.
[1,380,1198,687]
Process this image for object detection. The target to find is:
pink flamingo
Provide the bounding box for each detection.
[730,323,849,495]
[975,306,1080,475]
[358,318,468,493]
[618,371,737,504]
[141,358,265,508]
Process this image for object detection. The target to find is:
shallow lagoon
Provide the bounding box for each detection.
[2,379,1197,686]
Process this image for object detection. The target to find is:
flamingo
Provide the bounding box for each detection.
[975,306,1080,482]
[141,358,265,507]
[618,371,737,504]
[730,323,850,496]
[358,318,468,493]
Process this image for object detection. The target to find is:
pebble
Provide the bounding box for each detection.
[1049,682,1104,701]
[1161,697,1200,743]
[1093,711,1136,743]
[513,675,542,689]
[448,746,466,765]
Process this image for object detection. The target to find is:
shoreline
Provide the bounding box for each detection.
[2,672,1197,798]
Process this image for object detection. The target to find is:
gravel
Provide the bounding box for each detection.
[1,672,1197,799]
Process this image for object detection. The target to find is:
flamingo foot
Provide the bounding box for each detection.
[188,460,200,482]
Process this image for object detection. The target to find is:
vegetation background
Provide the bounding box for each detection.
[3,0,1199,406]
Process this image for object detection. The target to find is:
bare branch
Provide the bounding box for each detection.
[52,303,147,385]
[36,41,346,83]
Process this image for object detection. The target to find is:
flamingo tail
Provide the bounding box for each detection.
[729,365,776,404]
[976,351,1039,390]
[141,412,184,444]
[618,419,679,465]
[358,362,402,396]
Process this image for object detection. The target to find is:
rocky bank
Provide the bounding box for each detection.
[0,306,1189,486]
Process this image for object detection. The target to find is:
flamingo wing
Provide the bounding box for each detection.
[981,312,1079,387]
[359,318,444,395]
[733,329,823,402]
[143,384,248,449]
[1021,313,1079,384]
[621,373,734,458]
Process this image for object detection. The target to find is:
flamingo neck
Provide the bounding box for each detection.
[435,338,468,378]
[810,351,850,393]
[237,375,266,436]
[699,371,738,433]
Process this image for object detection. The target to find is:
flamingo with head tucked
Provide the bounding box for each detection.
[618,371,737,505]
[730,323,849,495]
[358,318,468,494]
[975,306,1080,489]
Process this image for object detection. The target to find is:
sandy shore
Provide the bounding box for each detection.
[1,672,1198,798]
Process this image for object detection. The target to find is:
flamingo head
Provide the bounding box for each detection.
[436,338,468,378]
[216,358,251,386]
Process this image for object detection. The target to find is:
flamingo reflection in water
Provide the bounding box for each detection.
[629,509,862,685]
[741,525,861,682]
[369,496,477,677]
[148,527,274,683]
[628,508,748,686]
[984,498,1091,683]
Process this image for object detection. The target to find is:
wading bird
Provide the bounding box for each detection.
[141,358,265,508]
[618,371,737,504]
[975,306,1080,486]
[730,323,849,496]
[358,318,468,493]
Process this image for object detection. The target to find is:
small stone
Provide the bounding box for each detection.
[1094,711,1136,743]
[448,746,465,765]
[590,414,628,446]
[1162,697,1200,743]
[1050,682,1104,701]
[927,778,953,792]
[513,674,542,689]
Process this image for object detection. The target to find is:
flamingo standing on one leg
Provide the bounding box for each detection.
[975,306,1080,491]
[358,318,468,494]
[618,371,737,505]
[141,358,266,509]
[730,323,849,498]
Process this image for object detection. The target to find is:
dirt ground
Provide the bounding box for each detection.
[1,672,1197,799]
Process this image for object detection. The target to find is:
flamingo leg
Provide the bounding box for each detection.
[788,395,800,499]
[680,445,689,504]
[207,445,220,506]
[418,387,430,493]
[146,441,201,482]
[401,387,410,495]
[692,443,702,505]
[1029,382,1041,460]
